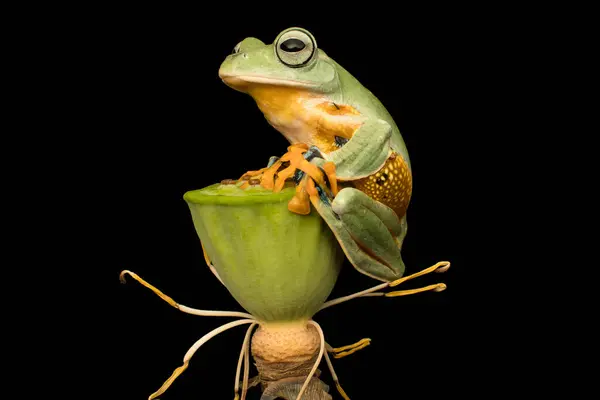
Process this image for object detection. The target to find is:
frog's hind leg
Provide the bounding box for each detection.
[318,187,407,282]
[309,202,401,281]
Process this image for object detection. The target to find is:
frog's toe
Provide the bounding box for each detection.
[288,175,312,215]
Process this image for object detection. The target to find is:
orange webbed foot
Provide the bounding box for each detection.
[231,144,340,217]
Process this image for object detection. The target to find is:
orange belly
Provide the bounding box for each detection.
[351,153,412,218]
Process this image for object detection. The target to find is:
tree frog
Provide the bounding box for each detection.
[218,27,413,283]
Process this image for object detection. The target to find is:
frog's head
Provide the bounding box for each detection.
[218,27,338,94]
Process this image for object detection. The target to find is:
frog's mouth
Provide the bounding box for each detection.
[219,73,316,92]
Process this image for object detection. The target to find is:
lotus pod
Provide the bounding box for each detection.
[184,183,345,322]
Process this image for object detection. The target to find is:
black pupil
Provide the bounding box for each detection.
[281,38,305,52]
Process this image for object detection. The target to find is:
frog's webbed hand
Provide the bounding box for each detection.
[325,118,392,181]
[234,143,310,191]
[233,143,337,215]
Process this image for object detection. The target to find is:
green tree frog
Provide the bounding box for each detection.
[218,27,413,283]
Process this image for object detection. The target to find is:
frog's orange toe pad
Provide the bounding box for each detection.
[288,192,311,215]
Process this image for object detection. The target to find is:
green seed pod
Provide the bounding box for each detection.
[184,183,344,322]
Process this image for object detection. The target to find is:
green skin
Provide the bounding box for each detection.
[218,27,412,282]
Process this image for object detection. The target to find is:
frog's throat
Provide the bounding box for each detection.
[220,74,318,91]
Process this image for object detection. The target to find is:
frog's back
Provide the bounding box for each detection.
[333,60,411,170]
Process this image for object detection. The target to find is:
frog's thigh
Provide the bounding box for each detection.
[331,187,406,279]
[333,187,404,237]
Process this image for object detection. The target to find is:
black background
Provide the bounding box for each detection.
[83,8,506,400]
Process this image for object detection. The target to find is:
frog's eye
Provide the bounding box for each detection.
[275,29,316,68]
[232,42,241,54]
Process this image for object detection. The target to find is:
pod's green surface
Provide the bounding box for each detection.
[184,183,344,322]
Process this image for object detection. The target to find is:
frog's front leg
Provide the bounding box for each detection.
[325,118,393,180]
